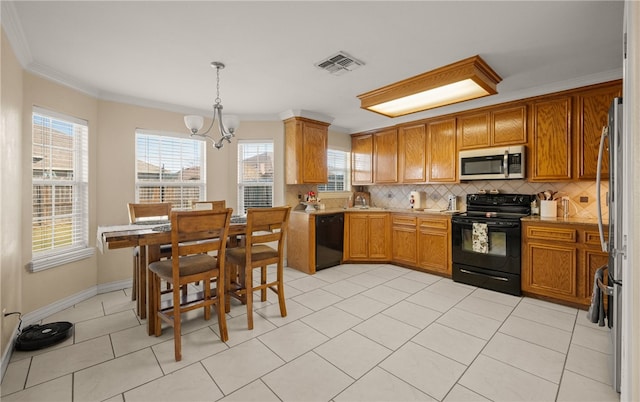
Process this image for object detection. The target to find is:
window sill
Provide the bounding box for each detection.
[30,247,95,272]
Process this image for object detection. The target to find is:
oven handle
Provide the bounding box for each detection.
[452,219,520,229]
[504,150,509,178]
[459,268,509,282]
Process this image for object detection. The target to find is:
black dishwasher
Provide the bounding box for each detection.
[315,213,344,270]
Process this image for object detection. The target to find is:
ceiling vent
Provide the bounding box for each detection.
[315,51,364,76]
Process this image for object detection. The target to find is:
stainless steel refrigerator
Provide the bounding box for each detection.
[597,96,624,392]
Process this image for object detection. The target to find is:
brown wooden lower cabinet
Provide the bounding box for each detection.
[391,213,451,276]
[417,216,451,275]
[344,212,391,261]
[521,221,608,308]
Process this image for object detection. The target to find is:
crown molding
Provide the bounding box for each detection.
[1,1,32,68]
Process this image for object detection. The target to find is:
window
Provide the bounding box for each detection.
[238,141,274,214]
[31,107,92,271]
[318,149,350,192]
[135,131,205,209]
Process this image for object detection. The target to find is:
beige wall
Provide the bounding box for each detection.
[1,28,24,362]
[95,104,286,284]
[20,73,100,313]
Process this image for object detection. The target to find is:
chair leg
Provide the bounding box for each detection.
[151,273,162,337]
[245,266,254,330]
[224,263,232,313]
[203,278,211,321]
[173,285,182,362]
[132,254,138,301]
[217,270,228,342]
[277,263,287,318]
[260,266,267,302]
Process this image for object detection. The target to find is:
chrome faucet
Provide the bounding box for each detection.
[355,195,367,208]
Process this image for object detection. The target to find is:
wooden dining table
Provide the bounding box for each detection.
[101,222,246,335]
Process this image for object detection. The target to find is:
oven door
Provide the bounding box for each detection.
[451,216,521,275]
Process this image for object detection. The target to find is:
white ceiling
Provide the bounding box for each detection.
[2,1,624,134]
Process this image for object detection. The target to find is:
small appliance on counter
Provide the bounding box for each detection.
[446,195,458,211]
[409,191,426,210]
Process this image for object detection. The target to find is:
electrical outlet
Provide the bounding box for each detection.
[580,196,589,203]
[2,308,5,316]
[387,191,393,199]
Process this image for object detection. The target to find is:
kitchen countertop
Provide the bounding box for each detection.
[294,207,603,226]
[521,215,602,226]
[292,206,457,216]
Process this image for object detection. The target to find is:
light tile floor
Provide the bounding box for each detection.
[1,263,621,402]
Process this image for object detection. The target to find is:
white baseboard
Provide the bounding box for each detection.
[1,278,132,381]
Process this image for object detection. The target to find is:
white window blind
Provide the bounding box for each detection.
[135,132,205,209]
[31,107,92,271]
[238,141,274,214]
[318,149,350,192]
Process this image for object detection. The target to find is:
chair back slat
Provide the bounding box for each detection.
[128,202,171,223]
[170,208,232,261]
[192,200,226,211]
[244,206,291,266]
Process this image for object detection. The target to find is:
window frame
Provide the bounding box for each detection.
[237,140,274,214]
[318,148,351,196]
[134,130,206,210]
[31,107,93,272]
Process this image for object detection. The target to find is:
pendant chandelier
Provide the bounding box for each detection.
[184,61,239,149]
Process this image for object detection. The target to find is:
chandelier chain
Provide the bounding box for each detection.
[215,65,222,105]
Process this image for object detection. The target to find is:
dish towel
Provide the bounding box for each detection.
[472,222,489,254]
[586,266,606,327]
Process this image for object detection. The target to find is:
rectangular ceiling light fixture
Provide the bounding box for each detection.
[357,55,502,118]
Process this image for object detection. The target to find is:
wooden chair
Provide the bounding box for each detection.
[148,208,232,361]
[127,202,172,309]
[225,206,291,329]
[192,200,226,211]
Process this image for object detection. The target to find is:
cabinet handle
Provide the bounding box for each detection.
[459,268,509,282]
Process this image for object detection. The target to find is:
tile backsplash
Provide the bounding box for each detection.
[286,180,608,219]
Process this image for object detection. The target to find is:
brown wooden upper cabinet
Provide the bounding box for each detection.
[427,117,457,183]
[284,117,329,185]
[529,96,573,181]
[574,82,622,179]
[351,134,373,185]
[351,79,621,184]
[373,128,399,183]
[398,124,427,183]
[457,104,527,150]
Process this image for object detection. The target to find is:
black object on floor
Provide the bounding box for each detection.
[15,322,73,351]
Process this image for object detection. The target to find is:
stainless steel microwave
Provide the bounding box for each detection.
[459,145,525,180]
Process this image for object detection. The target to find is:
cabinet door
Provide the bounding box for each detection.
[398,124,427,183]
[374,128,398,183]
[417,217,450,275]
[346,214,369,259]
[284,117,328,184]
[368,214,391,260]
[351,134,373,185]
[428,118,457,182]
[392,215,418,265]
[530,97,572,181]
[302,121,328,183]
[581,248,609,305]
[575,82,621,179]
[522,242,577,300]
[457,112,490,150]
[492,104,527,146]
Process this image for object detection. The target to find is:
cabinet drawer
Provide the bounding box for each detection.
[419,218,449,230]
[584,230,608,246]
[392,215,417,226]
[526,226,577,242]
